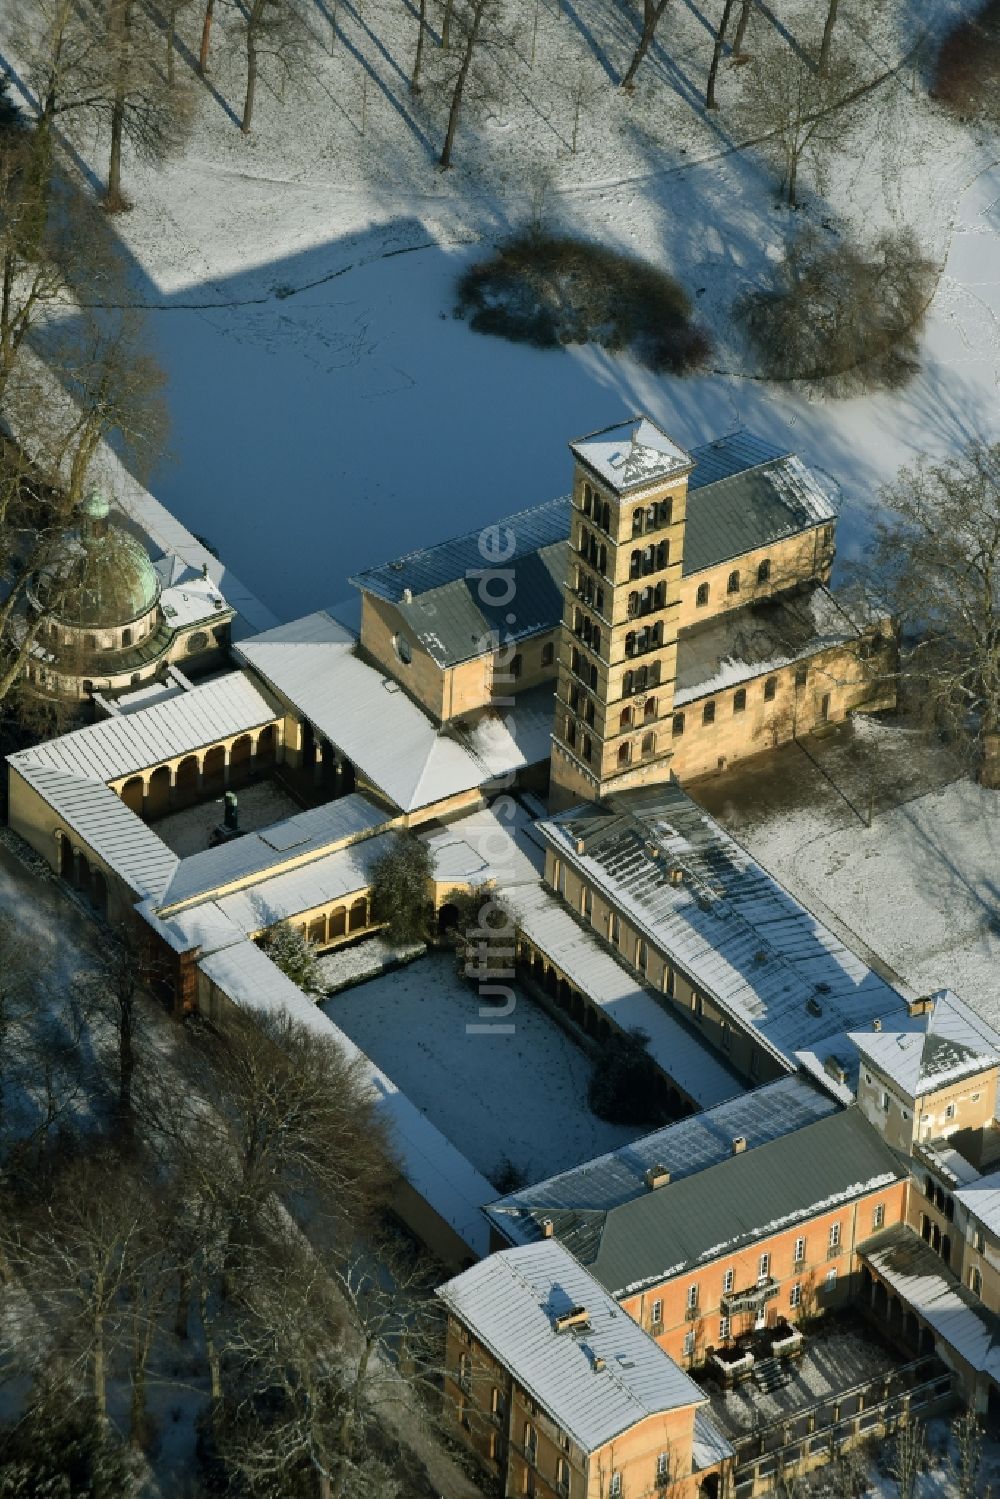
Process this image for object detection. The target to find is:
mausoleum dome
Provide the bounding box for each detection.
[36,489,161,629]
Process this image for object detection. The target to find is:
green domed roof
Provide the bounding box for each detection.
[38,503,161,629]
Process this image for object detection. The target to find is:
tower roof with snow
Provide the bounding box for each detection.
[569,416,693,494]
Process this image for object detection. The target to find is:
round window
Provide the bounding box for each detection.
[187,630,210,654]
[393,633,412,665]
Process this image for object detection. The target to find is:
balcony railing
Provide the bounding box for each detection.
[721,1277,779,1315]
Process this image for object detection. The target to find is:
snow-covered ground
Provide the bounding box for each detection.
[321,950,642,1186]
[151,776,301,855]
[697,717,1000,1026]
[8,0,998,621]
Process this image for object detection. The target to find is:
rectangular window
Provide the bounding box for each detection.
[541,641,555,667]
[663,967,675,999]
[687,1283,699,1310]
[719,1316,730,1341]
[733,687,747,713]
[763,676,777,701]
[829,1222,841,1249]
[974,1229,985,1253]
[825,1268,837,1293]
[610,1476,622,1499]
[721,1020,731,1050]
[722,1268,734,1295]
[657,1452,670,1481]
[873,1203,885,1230]
[758,1253,770,1283]
[881,1091,890,1111]
[945,1103,956,1120]
[795,665,808,690]
[790,1282,802,1309]
[794,1236,805,1263]
[703,700,716,725]
[683,1330,695,1357]
[971,1267,983,1297]
[650,1299,662,1327]
[610,913,621,947]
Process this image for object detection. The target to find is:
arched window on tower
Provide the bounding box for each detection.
[620,706,633,729]
[641,731,655,758]
[618,742,631,766]
[632,508,644,538]
[630,549,642,580]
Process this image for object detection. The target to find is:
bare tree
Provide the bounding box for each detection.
[706,0,736,109]
[199,0,216,73]
[186,1009,396,1287]
[818,0,840,75]
[732,0,753,57]
[860,441,1000,784]
[412,0,430,92]
[620,0,674,90]
[14,0,192,208]
[236,0,310,134]
[950,1410,983,1499]
[735,42,863,204]
[891,1417,927,1499]
[438,0,506,168]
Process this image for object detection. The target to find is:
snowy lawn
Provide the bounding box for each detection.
[12,0,999,622]
[320,950,643,1187]
[694,717,1000,1024]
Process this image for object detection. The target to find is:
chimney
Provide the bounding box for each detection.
[872,1018,882,1033]
[541,1218,554,1239]
[644,1164,670,1190]
[575,837,587,856]
[731,1135,747,1156]
[592,1355,606,1373]
[553,1305,589,1333]
[402,587,413,603]
[668,865,684,886]
[224,790,238,832]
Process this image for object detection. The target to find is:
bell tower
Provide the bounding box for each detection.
[549,416,692,811]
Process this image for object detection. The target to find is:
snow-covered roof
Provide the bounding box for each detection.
[955,1169,1000,1238]
[848,991,1000,1100]
[489,1105,904,1298]
[536,782,909,1069]
[502,883,743,1110]
[198,939,494,1259]
[214,831,394,935]
[570,417,692,495]
[9,670,278,786]
[674,584,860,707]
[436,1241,707,1453]
[684,441,836,574]
[861,1225,1000,1380]
[486,1074,838,1248]
[155,793,390,913]
[10,763,179,900]
[235,611,530,813]
[423,801,545,889]
[156,556,234,630]
[350,499,566,668]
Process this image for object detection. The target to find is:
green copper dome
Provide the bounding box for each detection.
[37,497,161,629]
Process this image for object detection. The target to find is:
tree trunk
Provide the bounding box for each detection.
[199,0,215,75]
[732,0,752,56]
[118,992,134,1127]
[441,0,454,49]
[411,0,428,91]
[787,148,798,207]
[706,0,735,108]
[106,0,131,210]
[242,19,260,133]
[980,729,1000,787]
[166,9,176,85]
[621,0,669,89]
[439,0,487,167]
[174,1265,191,1338]
[200,1285,222,1405]
[818,0,839,75]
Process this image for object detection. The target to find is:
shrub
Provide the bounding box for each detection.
[735,228,936,392]
[933,0,1000,125]
[456,233,711,375]
[451,890,515,983]
[588,1027,672,1127]
[369,831,433,945]
[260,919,321,992]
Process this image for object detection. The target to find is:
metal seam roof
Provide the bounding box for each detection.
[436,1241,706,1452]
